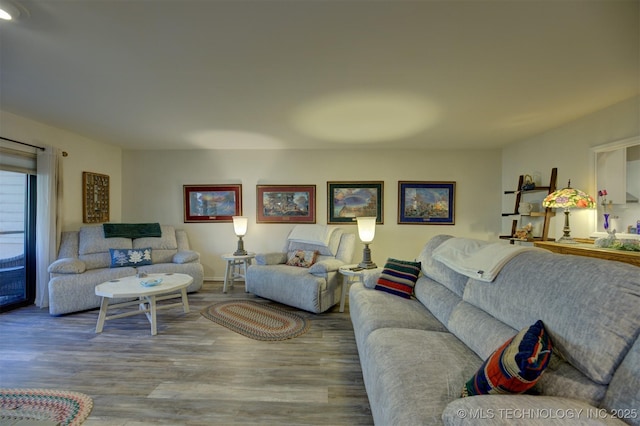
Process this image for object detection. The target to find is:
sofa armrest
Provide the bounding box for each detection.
[308,259,345,274]
[172,250,200,264]
[48,257,87,274]
[255,252,287,265]
[443,395,628,425]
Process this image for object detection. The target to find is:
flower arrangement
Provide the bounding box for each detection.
[598,189,612,211]
[597,234,640,251]
[598,189,616,233]
[610,239,640,252]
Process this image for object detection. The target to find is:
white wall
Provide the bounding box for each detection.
[122,149,501,279]
[0,110,123,230]
[501,96,640,240]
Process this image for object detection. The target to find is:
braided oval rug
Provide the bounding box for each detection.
[201,300,310,341]
[0,388,93,425]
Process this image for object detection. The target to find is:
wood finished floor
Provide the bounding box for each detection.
[0,281,372,425]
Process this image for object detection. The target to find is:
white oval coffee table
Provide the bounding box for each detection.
[95,273,193,335]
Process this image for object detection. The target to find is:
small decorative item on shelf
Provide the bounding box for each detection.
[595,231,617,248]
[513,223,534,241]
[518,202,533,214]
[521,175,536,191]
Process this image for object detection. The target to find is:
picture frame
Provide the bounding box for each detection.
[256,185,316,223]
[183,184,242,223]
[327,181,384,224]
[82,171,110,223]
[398,181,455,225]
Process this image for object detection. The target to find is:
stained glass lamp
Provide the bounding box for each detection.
[542,181,595,243]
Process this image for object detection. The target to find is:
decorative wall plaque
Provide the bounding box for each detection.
[83,171,110,223]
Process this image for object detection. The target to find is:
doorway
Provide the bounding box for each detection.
[0,170,36,312]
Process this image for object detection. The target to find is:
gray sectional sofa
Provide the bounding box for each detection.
[47,225,203,315]
[350,234,639,425]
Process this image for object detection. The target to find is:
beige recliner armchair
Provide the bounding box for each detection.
[245,225,355,313]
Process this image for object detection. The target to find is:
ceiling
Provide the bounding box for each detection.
[1,0,638,151]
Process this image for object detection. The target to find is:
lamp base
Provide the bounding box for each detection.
[557,209,576,244]
[556,236,578,244]
[358,243,377,269]
[357,260,378,269]
[234,236,247,256]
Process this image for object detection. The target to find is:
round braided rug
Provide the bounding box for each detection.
[0,388,93,425]
[201,300,310,341]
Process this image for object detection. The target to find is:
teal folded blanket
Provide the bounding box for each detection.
[103,223,162,239]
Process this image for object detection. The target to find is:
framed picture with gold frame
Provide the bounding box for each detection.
[82,171,110,223]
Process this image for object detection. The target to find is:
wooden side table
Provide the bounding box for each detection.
[534,239,640,268]
[221,253,256,293]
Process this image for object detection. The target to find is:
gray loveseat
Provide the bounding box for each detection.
[350,234,639,425]
[246,225,355,313]
[48,225,203,315]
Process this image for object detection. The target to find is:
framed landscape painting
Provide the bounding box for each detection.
[183,184,242,223]
[327,181,383,224]
[257,184,316,223]
[398,181,455,225]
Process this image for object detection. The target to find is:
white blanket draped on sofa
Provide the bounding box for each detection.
[432,238,542,282]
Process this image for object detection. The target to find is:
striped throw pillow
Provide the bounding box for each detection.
[461,320,553,397]
[374,258,421,298]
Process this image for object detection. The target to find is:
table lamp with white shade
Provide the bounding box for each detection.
[356,216,377,269]
[232,216,248,255]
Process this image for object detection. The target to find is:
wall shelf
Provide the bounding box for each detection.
[500,168,557,243]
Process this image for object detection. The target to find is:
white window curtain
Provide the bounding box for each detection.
[35,146,63,308]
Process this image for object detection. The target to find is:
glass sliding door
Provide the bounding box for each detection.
[0,170,36,312]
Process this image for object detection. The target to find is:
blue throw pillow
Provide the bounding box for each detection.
[109,248,153,268]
